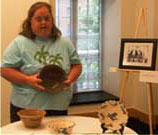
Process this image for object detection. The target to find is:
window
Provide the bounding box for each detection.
[56,0,102,93]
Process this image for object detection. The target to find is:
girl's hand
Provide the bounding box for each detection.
[64,79,72,85]
[62,79,72,90]
[62,64,82,90]
[25,74,45,91]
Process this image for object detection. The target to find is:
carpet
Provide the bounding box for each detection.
[127,117,158,134]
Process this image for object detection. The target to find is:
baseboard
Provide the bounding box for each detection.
[127,108,158,125]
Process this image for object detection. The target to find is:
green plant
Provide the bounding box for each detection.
[34,45,49,64]
[34,46,63,67]
[49,53,63,67]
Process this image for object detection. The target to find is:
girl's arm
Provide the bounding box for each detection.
[1,67,44,91]
[65,64,82,84]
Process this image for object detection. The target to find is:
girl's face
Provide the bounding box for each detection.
[31,6,53,39]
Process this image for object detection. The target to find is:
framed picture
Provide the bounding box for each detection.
[119,38,157,70]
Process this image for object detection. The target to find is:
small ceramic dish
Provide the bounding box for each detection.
[47,119,75,134]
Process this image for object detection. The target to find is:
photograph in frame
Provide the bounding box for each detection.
[119,38,158,70]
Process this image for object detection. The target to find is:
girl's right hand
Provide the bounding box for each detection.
[25,74,45,91]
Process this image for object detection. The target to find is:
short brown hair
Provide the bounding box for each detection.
[19,2,61,41]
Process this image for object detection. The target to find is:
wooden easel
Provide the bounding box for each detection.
[119,7,149,103]
[119,7,148,103]
[134,8,148,38]
[110,8,154,135]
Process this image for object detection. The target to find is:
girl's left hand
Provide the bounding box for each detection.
[64,79,72,85]
[63,79,71,90]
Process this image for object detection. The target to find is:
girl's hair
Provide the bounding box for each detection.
[19,2,61,41]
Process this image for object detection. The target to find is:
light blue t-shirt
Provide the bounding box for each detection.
[1,35,81,110]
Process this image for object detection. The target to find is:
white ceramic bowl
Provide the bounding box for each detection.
[47,119,75,134]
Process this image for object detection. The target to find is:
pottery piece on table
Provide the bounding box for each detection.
[98,100,128,134]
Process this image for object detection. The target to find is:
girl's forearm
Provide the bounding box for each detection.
[1,67,29,85]
[67,64,82,83]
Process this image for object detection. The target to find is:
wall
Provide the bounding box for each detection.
[102,0,121,96]
[0,0,1,126]
[1,0,49,127]
[121,0,158,115]
[154,0,158,37]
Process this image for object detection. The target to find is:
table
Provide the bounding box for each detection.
[1,116,137,135]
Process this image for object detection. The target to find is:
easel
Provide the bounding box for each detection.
[110,8,155,135]
[119,7,149,103]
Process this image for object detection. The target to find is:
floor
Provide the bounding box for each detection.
[127,117,158,134]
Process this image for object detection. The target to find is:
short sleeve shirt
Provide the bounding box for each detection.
[1,35,81,110]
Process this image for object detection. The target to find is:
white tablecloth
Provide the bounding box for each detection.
[1,116,138,135]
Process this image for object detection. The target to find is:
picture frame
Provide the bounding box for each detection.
[119,38,158,70]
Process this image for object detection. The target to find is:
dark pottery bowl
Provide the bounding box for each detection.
[39,64,67,94]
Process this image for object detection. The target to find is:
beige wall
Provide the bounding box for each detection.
[154,0,158,37]
[121,0,137,37]
[121,0,158,114]
[49,0,55,19]
[1,0,50,127]
[102,0,121,96]
[122,0,155,38]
